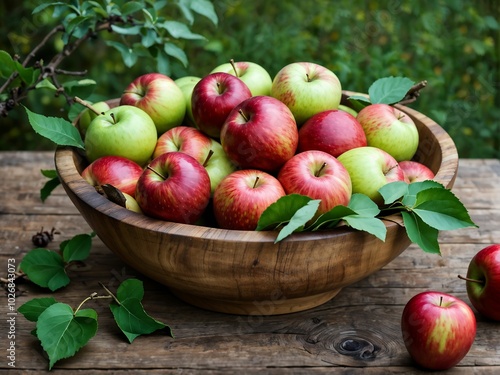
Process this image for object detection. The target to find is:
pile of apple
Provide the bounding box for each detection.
[78,60,435,230]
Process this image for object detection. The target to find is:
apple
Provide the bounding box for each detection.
[153,126,236,193]
[337,146,406,205]
[77,101,110,138]
[122,192,143,214]
[84,105,157,166]
[270,62,342,125]
[401,291,476,370]
[135,152,211,224]
[210,60,273,96]
[297,109,367,158]
[212,169,286,230]
[174,75,201,126]
[191,72,252,138]
[81,155,143,197]
[356,103,419,162]
[220,95,298,172]
[459,244,500,321]
[278,150,352,215]
[338,104,358,117]
[120,73,186,135]
[399,160,435,183]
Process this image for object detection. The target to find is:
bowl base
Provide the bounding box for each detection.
[170,288,342,315]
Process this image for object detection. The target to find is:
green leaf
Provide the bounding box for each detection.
[402,211,440,254]
[275,199,321,243]
[111,24,142,36]
[23,106,85,149]
[164,43,188,67]
[37,303,98,370]
[121,2,144,16]
[402,180,444,207]
[63,79,97,100]
[106,41,138,67]
[0,50,16,78]
[347,193,381,217]
[162,20,206,40]
[368,76,415,105]
[62,233,93,263]
[412,188,477,230]
[18,297,58,322]
[190,0,218,25]
[36,78,58,91]
[32,2,67,15]
[20,249,69,291]
[141,28,158,48]
[379,181,410,205]
[344,216,387,241]
[347,95,371,111]
[40,177,61,203]
[14,62,39,86]
[41,169,58,179]
[308,205,356,230]
[109,279,169,343]
[256,194,314,231]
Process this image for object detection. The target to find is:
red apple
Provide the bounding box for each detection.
[120,73,186,135]
[135,152,211,224]
[191,72,252,138]
[213,169,286,230]
[297,109,367,157]
[401,291,476,371]
[81,156,143,197]
[399,160,435,183]
[460,244,500,321]
[277,150,352,215]
[356,103,419,162]
[220,95,298,172]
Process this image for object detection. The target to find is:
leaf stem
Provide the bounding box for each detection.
[73,292,112,315]
[99,281,120,305]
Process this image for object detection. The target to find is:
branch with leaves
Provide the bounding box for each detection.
[0,0,218,117]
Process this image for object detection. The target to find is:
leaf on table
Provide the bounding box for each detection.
[20,249,69,291]
[36,303,98,370]
[23,106,85,149]
[61,233,93,263]
[402,211,440,254]
[18,297,58,322]
[109,279,171,343]
[40,177,61,203]
[368,76,415,105]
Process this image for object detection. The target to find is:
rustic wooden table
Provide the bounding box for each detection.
[0,151,499,374]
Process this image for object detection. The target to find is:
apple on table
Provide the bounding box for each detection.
[210,59,273,96]
[271,61,342,126]
[401,291,476,371]
[135,152,211,224]
[120,72,186,135]
[212,169,286,230]
[191,72,252,139]
[356,103,419,162]
[277,150,352,215]
[459,244,500,321]
[220,95,298,173]
[84,105,158,166]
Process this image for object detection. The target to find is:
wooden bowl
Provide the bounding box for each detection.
[54,92,458,315]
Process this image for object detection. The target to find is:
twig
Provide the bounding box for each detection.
[398,80,428,105]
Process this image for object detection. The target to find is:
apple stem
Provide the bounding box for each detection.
[203,149,214,167]
[439,296,443,307]
[315,162,327,177]
[238,109,249,122]
[305,73,311,82]
[109,112,117,124]
[74,96,104,116]
[458,274,485,284]
[147,165,167,180]
[229,58,239,77]
[253,176,260,188]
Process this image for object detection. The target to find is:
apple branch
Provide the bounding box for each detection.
[398,80,428,105]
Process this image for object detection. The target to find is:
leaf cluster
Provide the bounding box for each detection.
[19,279,171,370]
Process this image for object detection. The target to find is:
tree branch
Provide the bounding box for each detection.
[398,80,428,105]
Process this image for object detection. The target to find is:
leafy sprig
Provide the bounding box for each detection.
[19,279,172,370]
[257,180,477,255]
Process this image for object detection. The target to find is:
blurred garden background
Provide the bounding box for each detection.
[1,0,499,158]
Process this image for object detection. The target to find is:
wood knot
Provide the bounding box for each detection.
[336,337,378,360]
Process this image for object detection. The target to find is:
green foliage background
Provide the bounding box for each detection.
[1,0,499,158]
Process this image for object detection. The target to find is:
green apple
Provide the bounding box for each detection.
[338,104,358,117]
[271,62,342,125]
[204,139,237,194]
[77,101,111,138]
[85,105,157,166]
[174,75,201,127]
[337,146,406,205]
[210,60,273,96]
[356,103,419,162]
